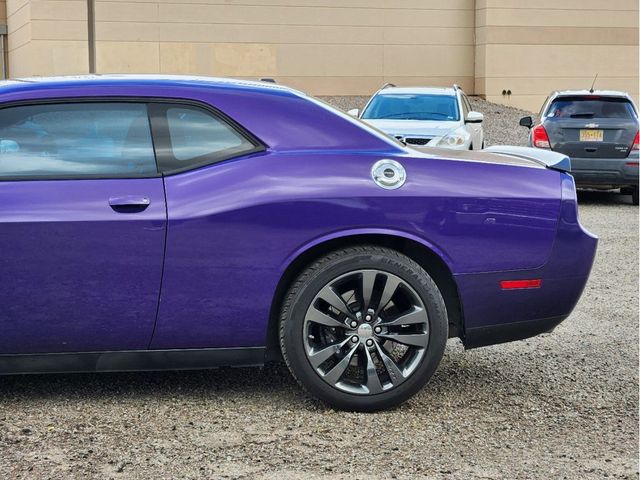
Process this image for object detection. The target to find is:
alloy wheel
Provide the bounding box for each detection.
[303,269,430,395]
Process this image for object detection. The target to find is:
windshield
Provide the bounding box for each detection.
[546,97,637,119]
[361,94,460,121]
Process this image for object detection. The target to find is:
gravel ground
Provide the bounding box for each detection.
[0,99,638,480]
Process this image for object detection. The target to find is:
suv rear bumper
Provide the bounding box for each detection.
[570,151,639,187]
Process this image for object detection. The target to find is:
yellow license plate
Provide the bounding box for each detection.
[580,129,603,142]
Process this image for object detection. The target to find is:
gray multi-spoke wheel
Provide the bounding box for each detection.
[280,245,448,412]
[304,270,429,395]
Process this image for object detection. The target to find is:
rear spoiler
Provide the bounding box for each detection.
[484,145,571,173]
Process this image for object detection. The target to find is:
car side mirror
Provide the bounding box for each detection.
[465,111,483,124]
[347,108,360,117]
[519,116,534,128]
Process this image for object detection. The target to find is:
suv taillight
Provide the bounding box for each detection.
[532,124,551,149]
[632,131,639,151]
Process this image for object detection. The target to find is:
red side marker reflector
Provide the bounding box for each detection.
[500,279,542,290]
[625,162,639,167]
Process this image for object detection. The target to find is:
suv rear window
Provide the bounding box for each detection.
[546,96,637,119]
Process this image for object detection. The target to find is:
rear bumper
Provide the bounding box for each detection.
[464,315,567,349]
[570,152,639,187]
[456,174,598,349]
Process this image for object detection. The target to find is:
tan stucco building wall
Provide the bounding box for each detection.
[476,0,639,110]
[2,0,638,111]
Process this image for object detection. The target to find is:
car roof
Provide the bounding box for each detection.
[375,86,458,96]
[0,74,406,154]
[0,74,301,97]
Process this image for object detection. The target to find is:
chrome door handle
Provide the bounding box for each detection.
[108,196,151,212]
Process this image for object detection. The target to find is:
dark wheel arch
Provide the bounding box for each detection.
[265,234,464,361]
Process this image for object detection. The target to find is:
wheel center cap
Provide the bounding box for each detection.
[357,323,373,340]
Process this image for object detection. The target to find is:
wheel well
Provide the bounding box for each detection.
[265,234,464,361]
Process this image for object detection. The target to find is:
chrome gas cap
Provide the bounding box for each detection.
[371,159,406,190]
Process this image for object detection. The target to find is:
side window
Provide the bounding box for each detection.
[0,103,156,178]
[155,104,259,172]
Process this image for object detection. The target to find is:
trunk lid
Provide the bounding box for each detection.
[414,146,571,172]
[483,145,571,172]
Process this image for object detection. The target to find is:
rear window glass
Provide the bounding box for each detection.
[165,107,255,166]
[546,97,637,119]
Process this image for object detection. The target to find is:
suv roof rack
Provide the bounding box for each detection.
[453,84,460,91]
[381,82,396,89]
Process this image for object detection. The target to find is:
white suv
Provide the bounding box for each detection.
[349,85,485,150]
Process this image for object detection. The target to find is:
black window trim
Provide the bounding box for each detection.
[148,101,266,176]
[0,96,267,182]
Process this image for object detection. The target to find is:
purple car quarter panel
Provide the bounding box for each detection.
[0,178,166,354]
[151,148,562,350]
[457,173,598,347]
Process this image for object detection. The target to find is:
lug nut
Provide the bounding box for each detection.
[374,326,382,334]
[351,335,359,343]
[350,320,358,328]
[366,339,374,347]
[365,315,372,322]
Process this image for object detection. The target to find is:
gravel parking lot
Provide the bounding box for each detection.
[0,98,637,480]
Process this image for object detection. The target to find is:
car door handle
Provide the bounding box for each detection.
[109,196,151,213]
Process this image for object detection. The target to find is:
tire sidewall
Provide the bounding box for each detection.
[281,248,448,411]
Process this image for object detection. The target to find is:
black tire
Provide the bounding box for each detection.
[632,186,639,206]
[279,245,448,412]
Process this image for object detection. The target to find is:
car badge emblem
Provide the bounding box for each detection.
[371,159,406,190]
[585,123,599,128]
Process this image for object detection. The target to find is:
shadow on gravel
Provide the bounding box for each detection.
[0,364,299,402]
[577,190,636,206]
[0,350,522,409]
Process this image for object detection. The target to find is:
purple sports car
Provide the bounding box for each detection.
[0,76,597,411]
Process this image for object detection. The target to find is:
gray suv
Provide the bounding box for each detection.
[520,90,639,205]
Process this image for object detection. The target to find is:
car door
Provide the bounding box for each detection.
[146,101,266,350]
[0,101,166,354]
